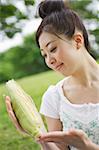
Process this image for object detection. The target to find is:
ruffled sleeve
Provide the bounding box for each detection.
[40,85,60,119]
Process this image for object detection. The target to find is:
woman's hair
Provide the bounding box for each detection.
[36,0,90,52]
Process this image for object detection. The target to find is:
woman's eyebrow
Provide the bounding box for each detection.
[41,40,56,51]
[46,40,56,47]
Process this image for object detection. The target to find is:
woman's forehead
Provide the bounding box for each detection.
[39,32,59,48]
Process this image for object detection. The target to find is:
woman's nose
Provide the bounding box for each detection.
[47,55,56,65]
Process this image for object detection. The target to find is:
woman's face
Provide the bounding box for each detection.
[39,31,81,76]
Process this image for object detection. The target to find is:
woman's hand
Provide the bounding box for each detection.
[5,96,69,150]
[5,96,28,135]
[39,129,93,150]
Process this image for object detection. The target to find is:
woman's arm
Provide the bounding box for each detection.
[86,141,99,150]
[40,142,66,150]
[39,129,99,150]
[45,116,62,131]
[44,116,70,150]
[5,96,69,150]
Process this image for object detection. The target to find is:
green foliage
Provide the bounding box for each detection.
[0,33,49,83]
[0,0,35,38]
[0,3,26,37]
[91,29,99,44]
[0,4,17,18]
[0,71,63,150]
[70,0,92,18]
[70,0,99,59]
[24,0,35,5]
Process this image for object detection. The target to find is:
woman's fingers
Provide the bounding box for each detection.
[39,131,69,143]
[5,96,13,112]
[5,96,27,134]
[39,129,88,145]
[38,129,91,149]
[8,110,23,132]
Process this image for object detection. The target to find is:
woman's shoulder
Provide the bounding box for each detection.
[42,85,58,99]
[43,77,69,97]
[45,78,64,91]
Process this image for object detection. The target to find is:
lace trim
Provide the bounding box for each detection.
[60,110,99,145]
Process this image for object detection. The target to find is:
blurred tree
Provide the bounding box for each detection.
[0,0,35,38]
[69,0,99,58]
[0,33,49,83]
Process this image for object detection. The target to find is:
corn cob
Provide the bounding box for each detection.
[6,79,46,139]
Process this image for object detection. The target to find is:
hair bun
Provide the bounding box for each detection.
[38,0,66,19]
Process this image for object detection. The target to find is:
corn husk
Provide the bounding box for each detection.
[6,79,46,138]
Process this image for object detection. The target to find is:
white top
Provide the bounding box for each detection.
[40,78,99,150]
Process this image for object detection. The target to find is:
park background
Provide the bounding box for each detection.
[0,0,99,149]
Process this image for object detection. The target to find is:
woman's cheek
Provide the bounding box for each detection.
[45,60,52,69]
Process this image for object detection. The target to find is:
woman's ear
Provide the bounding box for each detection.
[73,33,84,50]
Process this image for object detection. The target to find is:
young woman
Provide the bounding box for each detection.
[5,1,99,150]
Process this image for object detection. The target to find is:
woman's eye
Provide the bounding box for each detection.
[50,47,57,53]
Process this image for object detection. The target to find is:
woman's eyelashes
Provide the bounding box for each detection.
[41,47,57,58]
[50,47,57,53]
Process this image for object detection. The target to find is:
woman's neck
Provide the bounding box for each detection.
[71,50,99,87]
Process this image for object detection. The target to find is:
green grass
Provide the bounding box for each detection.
[0,71,63,150]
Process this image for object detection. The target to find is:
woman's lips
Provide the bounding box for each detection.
[55,63,63,70]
